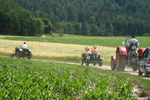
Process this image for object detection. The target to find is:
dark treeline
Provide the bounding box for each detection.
[0,0,54,36]
[10,0,150,36]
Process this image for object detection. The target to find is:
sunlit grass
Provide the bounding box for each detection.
[0,39,115,64]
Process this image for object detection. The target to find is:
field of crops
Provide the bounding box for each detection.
[1,35,150,48]
[0,57,133,99]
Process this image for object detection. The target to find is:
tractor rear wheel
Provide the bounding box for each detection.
[15,51,20,58]
[81,59,84,65]
[116,52,126,71]
[111,56,116,70]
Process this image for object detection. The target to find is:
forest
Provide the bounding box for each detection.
[0,0,54,36]
[1,0,150,36]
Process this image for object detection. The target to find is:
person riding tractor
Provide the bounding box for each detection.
[11,42,32,59]
[126,35,139,55]
[111,35,139,71]
[91,45,98,56]
[81,46,103,66]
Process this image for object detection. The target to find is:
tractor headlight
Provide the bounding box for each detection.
[19,48,23,51]
[29,49,32,52]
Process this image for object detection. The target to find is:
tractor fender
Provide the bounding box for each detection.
[137,48,146,58]
[116,46,127,56]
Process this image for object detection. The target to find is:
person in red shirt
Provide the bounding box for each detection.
[91,45,98,56]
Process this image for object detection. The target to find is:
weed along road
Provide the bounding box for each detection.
[1,55,150,80]
[32,58,150,80]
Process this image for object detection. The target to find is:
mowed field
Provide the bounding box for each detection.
[0,35,150,64]
[0,39,115,64]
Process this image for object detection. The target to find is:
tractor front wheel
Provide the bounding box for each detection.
[116,52,126,71]
[111,56,116,70]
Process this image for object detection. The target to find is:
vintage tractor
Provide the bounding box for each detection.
[111,36,138,71]
[11,47,32,59]
[81,53,103,66]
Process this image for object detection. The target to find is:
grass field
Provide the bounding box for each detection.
[0,35,150,65]
[0,39,115,65]
[1,35,150,48]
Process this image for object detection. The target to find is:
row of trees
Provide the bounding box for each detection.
[11,0,150,36]
[0,0,54,36]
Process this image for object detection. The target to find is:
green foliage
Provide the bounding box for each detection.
[0,57,133,99]
[10,0,150,36]
[0,0,54,36]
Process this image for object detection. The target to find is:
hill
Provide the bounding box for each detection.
[0,0,53,36]
[10,0,150,36]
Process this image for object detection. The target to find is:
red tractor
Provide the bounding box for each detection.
[111,36,139,71]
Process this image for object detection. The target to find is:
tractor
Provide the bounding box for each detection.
[11,47,32,59]
[81,53,103,66]
[111,35,138,71]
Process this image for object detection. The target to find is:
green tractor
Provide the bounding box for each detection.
[81,53,103,66]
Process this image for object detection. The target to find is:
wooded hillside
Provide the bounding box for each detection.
[11,0,150,36]
[0,0,53,36]
[1,0,150,36]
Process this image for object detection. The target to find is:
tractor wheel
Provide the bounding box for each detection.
[111,56,116,70]
[15,52,20,58]
[27,52,32,59]
[86,60,90,66]
[93,63,96,66]
[144,68,149,77]
[99,61,103,67]
[80,59,84,65]
[138,69,142,76]
[116,52,126,71]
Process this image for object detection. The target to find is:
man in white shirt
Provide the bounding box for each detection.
[21,42,27,49]
[129,35,139,47]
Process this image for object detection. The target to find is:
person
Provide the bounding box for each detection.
[91,45,98,56]
[129,35,139,47]
[85,46,88,52]
[21,42,27,49]
[85,48,91,56]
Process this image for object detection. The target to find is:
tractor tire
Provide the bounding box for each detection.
[80,59,84,65]
[111,56,116,70]
[86,60,90,66]
[138,69,142,76]
[15,52,20,58]
[144,68,149,77]
[99,61,103,67]
[116,52,126,71]
[93,63,96,66]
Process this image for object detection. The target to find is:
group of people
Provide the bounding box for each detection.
[84,45,98,56]
[83,35,139,57]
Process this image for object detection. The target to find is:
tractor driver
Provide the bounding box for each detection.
[129,35,139,47]
[21,42,27,49]
[91,45,98,56]
[127,35,139,54]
